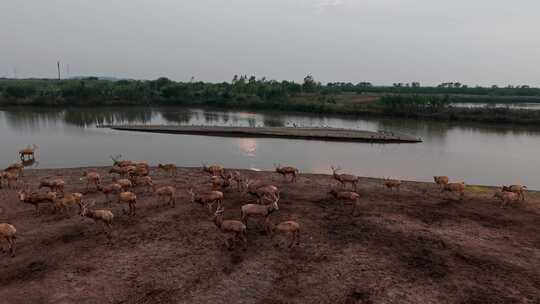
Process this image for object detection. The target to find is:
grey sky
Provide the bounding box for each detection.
[2,0,539,86]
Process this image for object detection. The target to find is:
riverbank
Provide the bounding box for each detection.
[3,78,540,125]
[99,125,422,143]
[1,167,539,303]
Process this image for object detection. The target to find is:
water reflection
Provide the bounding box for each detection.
[1,106,540,188]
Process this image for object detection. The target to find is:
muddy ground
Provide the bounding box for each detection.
[0,167,539,304]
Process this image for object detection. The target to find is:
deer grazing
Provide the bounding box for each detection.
[442,182,466,200]
[19,144,37,161]
[202,163,224,176]
[240,193,280,234]
[328,188,361,216]
[54,192,83,214]
[0,223,17,257]
[82,170,101,192]
[187,188,224,213]
[274,164,299,183]
[331,166,359,191]
[158,163,177,177]
[433,176,449,189]
[155,186,176,207]
[212,206,247,250]
[502,184,527,201]
[79,200,114,230]
[272,221,300,248]
[119,192,137,215]
[17,190,57,215]
[244,180,280,203]
[383,178,401,192]
[39,177,65,194]
[98,183,123,204]
[494,190,520,208]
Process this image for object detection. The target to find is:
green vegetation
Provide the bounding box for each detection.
[1,76,540,125]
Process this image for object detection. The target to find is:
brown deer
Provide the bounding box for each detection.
[17,190,57,215]
[274,164,299,183]
[79,200,114,232]
[502,184,527,201]
[39,177,65,194]
[155,186,176,207]
[213,206,247,250]
[187,188,224,213]
[0,223,17,257]
[240,193,280,234]
[272,221,300,248]
[202,163,224,176]
[331,166,359,191]
[328,188,361,216]
[82,170,101,192]
[119,192,137,215]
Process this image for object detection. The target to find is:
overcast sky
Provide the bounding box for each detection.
[1,0,539,86]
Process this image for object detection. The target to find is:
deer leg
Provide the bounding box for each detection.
[288,232,295,248]
[8,237,15,257]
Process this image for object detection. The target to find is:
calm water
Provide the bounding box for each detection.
[1,107,539,189]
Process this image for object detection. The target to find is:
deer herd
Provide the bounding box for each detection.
[0,148,532,258]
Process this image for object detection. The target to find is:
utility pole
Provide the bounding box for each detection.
[57,61,61,80]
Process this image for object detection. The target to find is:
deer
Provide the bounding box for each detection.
[119,192,137,215]
[502,184,527,201]
[240,193,280,234]
[155,186,176,207]
[202,163,224,176]
[328,188,361,216]
[0,171,19,189]
[4,163,23,178]
[82,170,101,192]
[98,183,123,204]
[54,192,83,214]
[209,172,233,191]
[110,154,133,167]
[109,165,136,178]
[79,200,114,232]
[158,163,177,177]
[442,182,466,200]
[383,178,401,192]
[19,144,37,161]
[232,171,244,192]
[212,206,247,250]
[187,188,224,213]
[433,176,449,189]
[129,175,155,193]
[274,164,299,183]
[17,190,57,215]
[244,180,280,203]
[0,223,17,257]
[39,177,65,194]
[111,176,133,190]
[331,166,359,191]
[272,221,300,248]
[494,190,520,208]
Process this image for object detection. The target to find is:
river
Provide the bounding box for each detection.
[1,106,538,189]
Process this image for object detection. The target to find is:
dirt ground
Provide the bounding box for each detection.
[0,167,539,304]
